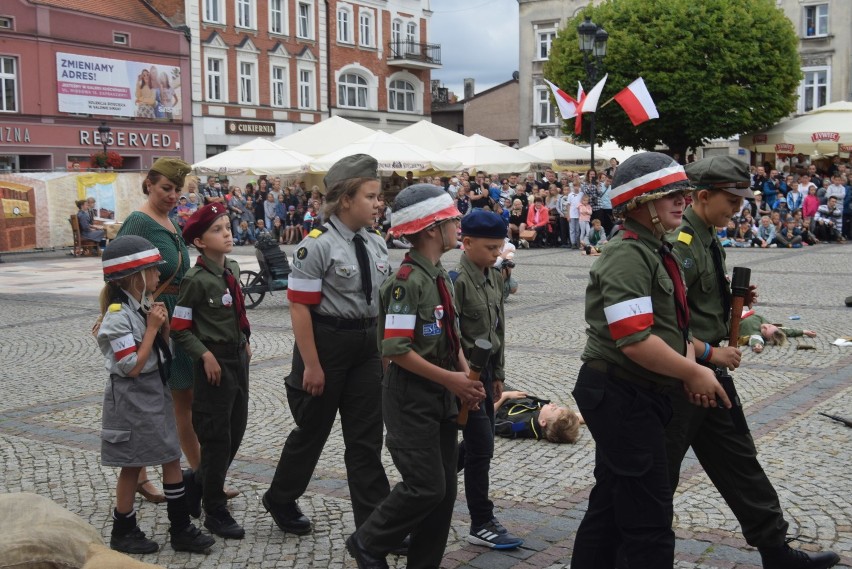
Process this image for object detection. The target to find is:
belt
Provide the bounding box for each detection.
[312,312,377,330]
[584,359,673,394]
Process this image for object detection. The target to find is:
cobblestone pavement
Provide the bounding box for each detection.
[1,243,850,569]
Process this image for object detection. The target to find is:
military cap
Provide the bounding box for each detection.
[324,153,379,188]
[611,152,692,215]
[391,183,460,236]
[150,157,192,188]
[182,202,229,244]
[685,155,753,198]
[102,235,165,282]
[461,208,508,239]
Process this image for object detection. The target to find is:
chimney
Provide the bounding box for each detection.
[463,78,475,100]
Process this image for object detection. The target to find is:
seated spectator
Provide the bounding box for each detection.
[545,208,560,247]
[736,312,816,353]
[777,218,803,248]
[175,195,193,228]
[234,220,254,245]
[526,197,549,247]
[732,218,755,247]
[254,218,270,238]
[814,196,844,242]
[719,220,736,247]
[187,192,200,213]
[750,191,771,219]
[74,199,106,246]
[507,198,526,245]
[457,185,471,216]
[494,391,582,444]
[581,217,608,256]
[755,215,777,248]
[271,216,284,243]
[741,209,756,230]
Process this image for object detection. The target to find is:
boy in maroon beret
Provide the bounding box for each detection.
[171,203,252,540]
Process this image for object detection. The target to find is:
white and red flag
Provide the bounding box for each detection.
[574,74,608,134]
[543,78,578,120]
[604,296,654,341]
[614,77,659,126]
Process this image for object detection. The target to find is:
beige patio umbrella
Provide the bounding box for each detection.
[740,101,852,156]
[192,138,313,176]
[440,134,546,173]
[309,131,462,175]
[393,120,469,153]
[520,137,609,170]
[275,115,375,157]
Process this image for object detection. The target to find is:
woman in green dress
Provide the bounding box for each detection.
[117,158,197,503]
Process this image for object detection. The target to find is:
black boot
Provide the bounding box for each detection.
[758,543,840,569]
[170,523,215,553]
[204,505,245,539]
[262,491,312,535]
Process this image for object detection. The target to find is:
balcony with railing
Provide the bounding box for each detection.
[388,40,442,70]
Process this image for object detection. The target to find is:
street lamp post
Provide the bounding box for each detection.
[577,16,608,170]
[97,121,111,169]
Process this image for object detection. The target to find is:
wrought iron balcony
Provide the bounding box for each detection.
[388,40,442,69]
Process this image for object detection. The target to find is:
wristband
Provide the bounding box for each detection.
[707,346,714,362]
[699,342,711,361]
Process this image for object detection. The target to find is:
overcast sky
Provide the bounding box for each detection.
[429,0,520,98]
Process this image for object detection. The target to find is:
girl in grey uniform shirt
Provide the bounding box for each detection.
[96,236,214,555]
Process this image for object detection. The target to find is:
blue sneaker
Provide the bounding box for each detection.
[468,518,524,550]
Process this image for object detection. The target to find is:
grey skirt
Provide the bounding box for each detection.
[101,370,181,467]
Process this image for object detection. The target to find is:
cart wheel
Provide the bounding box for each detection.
[239,270,266,309]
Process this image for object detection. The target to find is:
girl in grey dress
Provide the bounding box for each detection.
[96,236,214,555]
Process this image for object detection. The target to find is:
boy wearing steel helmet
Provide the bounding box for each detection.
[346,184,486,569]
[570,152,730,568]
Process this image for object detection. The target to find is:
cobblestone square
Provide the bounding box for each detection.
[1,243,850,568]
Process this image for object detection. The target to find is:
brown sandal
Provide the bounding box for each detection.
[136,479,165,503]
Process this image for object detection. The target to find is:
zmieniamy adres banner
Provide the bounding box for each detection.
[56,52,182,120]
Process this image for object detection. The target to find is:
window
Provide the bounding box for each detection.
[391,19,402,45]
[0,57,18,113]
[535,86,556,125]
[239,61,256,104]
[203,0,224,23]
[337,6,352,43]
[0,17,12,30]
[297,2,313,39]
[804,4,828,37]
[405,21,418,54]
[271,65,287,107]
[389,79,415,112]
[537,30,556,60]
[269,0,285,34]
[801,67,829,113]
[236,0,255,29]
[113,32,129,45]
[359,10,374,47]
[206,57,223,102]
[338,73,368,108]
[298,68,314,109]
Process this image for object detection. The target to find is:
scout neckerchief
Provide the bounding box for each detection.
[401,254,460,362]
[195,256,251,340]
[658,242,690,346]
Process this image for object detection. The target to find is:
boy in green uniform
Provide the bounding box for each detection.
[571,152,731,568]
[346,184,486,569]
[453,209,523,549]
[669,155,839,568]
[171,203,251,540]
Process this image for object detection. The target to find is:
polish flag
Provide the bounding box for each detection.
[614,77,659,126]
[543,78,578,119]
[384,314,417,340]
[110,333,137,361]
[604,296,654,341]
[574,74,608,134]
[171,306,193,331]
[575,82,586,134]
[287,277,323,305]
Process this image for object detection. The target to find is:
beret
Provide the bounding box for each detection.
[182,203,229,244]
[461,208,508,240]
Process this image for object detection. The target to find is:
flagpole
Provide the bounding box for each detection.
[599,95,616,109]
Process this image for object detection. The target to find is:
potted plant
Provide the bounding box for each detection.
[90,151,123,170]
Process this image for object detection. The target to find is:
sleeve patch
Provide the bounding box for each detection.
[383,314,417,339]
[171,306,193,331]
[604,296,654,341]
[110,333,137,360]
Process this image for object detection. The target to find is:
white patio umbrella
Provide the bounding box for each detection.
[275,115,375,157]
[440,134,546,173]
[521,137,609,170]
[594,141,642,166]
[309,131,462,175]
[192,138,312,176]
[740,101,852,156]
[393,120,469,153]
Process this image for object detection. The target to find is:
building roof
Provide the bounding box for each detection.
[460,78,519,103]
[27,0,173,29]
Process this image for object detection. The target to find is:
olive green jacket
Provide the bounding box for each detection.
[453,254,505,381]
